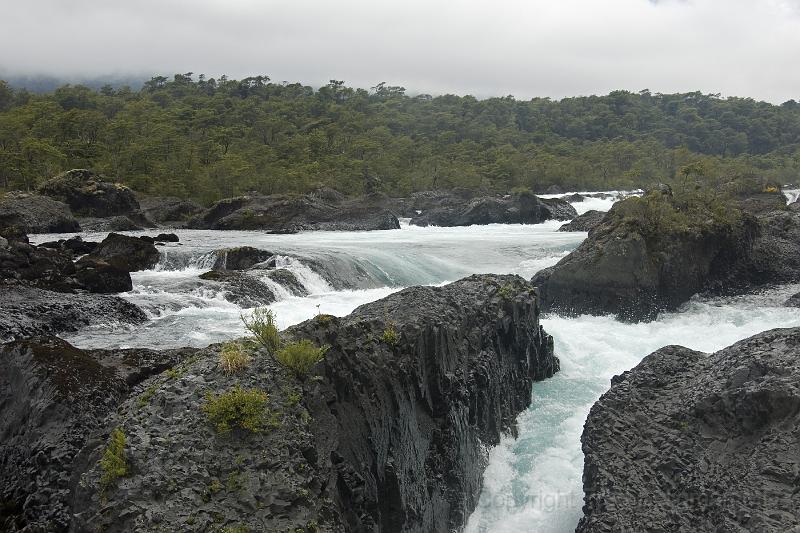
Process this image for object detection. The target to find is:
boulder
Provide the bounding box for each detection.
[187,192,400,232]
[37,169,139,217]
[533,191,760,321]
[410,191,576,227]
[84,233,161,272]
[211,246,274,270]
[544,184,564,194]
[564,193,585,202]
[197,270,277,307]
[154,232,179,243]
[0,337,193,531]
[784,292,800,307]
[0,285,146,341]
[138,196,203,225]
[0,239,78,291]
[38,236,98,256]
[579,327,800,532]
[0,192,81,234]
[558,210,606,232]
[76,211,155,232]
[263,268,308,296]
[74,257,133,293]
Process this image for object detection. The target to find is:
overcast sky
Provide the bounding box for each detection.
[1,0,799,102]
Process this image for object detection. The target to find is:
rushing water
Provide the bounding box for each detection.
[29,190,800,532]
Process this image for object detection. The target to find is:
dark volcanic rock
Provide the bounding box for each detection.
[0,286,146,340]
[74,257,133,293]
[0,337,194,532]
[188,192,400,232]
[76,210,156,232]
[292,274,557,531]
[410,191,577,227]
[784,292,800,307]
[138,196,203,225]
[263,268,308,296]
[579,328,800,533]
[533,192,761,321]
[84,233,161,271]
[0,192,81,234]
[558,210,606,232]
[0,273,557,532]
[37,169,140,217]
[211,246,274,270]
[154,232,179,243]
[198,270,277,307]
[38,236,98,256]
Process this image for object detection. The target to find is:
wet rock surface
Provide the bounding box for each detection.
[785,292,800,307]
[291,274,557,531]
[0,192,81,234]
[83,233,161,272]
[0,285,146,340]
[198,269,277,307]
[578,327,800,532]
[558,210,606,232]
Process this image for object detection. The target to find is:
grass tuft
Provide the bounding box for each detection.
[202,386,269,434]
[219,341,251,374]
[275,339,328,379]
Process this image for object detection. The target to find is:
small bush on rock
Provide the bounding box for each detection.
[219,341,251,374]
[203,386,269,434]
[99,428,129,492]
[275,340,328,379]
[381,325,400,345]
[241,307,280,353]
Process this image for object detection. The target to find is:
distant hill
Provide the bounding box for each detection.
[0,73,145,93]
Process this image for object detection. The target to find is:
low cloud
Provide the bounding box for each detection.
[1,0,798,102]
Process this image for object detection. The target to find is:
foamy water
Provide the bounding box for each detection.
[28,190,800,532]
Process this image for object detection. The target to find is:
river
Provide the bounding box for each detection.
[30,190,800,532]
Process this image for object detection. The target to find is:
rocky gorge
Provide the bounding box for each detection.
[1,274,556,532]
[1,176,799,533]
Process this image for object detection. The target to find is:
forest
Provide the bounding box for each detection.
[0,74,798,203]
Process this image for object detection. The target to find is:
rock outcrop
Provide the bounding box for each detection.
[410,191,576,227]
[558,210,606,232]
[784,292,800,307]
[198,270,277,307]
[187,192,400,232]
[0,337,194,532]
[1,274,555,532]
[83,233,161,272]
[0,286,146,340]
[578,327,800,532]
[138,196,204,225]
[293,274,557,531]
[533,190,766,321]
[0,192,81,234]
[37,169,140,218]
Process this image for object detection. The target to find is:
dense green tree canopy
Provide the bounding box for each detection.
[0,75,798,203]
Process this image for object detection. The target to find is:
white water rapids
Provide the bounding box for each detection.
[30,190,800,532]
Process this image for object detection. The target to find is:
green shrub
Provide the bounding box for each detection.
[99,428,129,492]
[497,283,515,300]
[219,341,251,374]
[275,340,328,379]
[202,386,269,434]
[241,308,281,353]
[380,325,400,345]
